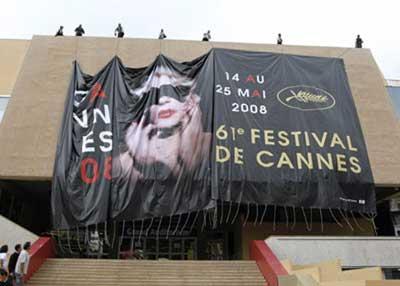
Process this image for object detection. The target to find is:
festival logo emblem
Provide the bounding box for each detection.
[277,85,335,111]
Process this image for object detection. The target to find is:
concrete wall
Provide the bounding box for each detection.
[241,219,374,259]
[266,236,400,268]
[0,36,399,184]
[0,214,38,251]
[0,39,29,95]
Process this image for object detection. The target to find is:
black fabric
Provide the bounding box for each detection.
[51,48,375,229]
[8,252,19,274]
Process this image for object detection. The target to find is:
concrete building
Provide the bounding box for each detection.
[0,36,399,262]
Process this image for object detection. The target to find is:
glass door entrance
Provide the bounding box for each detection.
[119,236,197,260]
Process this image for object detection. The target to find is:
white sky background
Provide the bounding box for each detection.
[0,0,399,79]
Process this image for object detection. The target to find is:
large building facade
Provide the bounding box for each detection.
[0,36,399,260]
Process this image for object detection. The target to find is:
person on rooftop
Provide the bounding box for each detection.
[115,23,124,38]
[277,33,283,45]
[75,24,85,37]
[55,26,64,37]
[158,29,167,40]
[355,35,363,48]
[202,30,211,41]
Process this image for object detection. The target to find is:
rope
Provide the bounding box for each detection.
[351,211,364,231]
[146,217,154,236]
[66,228,73,254]
[213,206,218,229]
[226,201,233,224]
[165,216,172,238]
[189,210,200,233]
[201,211,207,232]
[253,203,259,226]
[329,208,343,228]
[180,213,191,235]
[76,226,82,252]
[138,219,144,241]
[301,207,311,231]
[320,208,324,233]
[156,217,163,240]
[283,206,289,228]
[56,229,65,254]
[231,203,240,224]
[172,214,182,236]
[243,202,250,226]
[259,205,268,225]
[339,209,354,231]
[104,221,110,246]
[291,206,296,230]
[219,200,224,225]
[111,221,117,248]
[130,220,135,253]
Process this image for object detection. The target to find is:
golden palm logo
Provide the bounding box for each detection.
[286,90,328,103]
[277,86,335,111]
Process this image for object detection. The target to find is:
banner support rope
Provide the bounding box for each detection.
[226,201,233,224]
[66,228,73,254]
[139,219,144,241]
[111,221,117,249]
[213,206,218,229]
[84,225,89,251]
[291,206,297,230]
[319,208,324,233]
[180,213,191,235]
[120,220,126,244]
[243,202,250,226]
[201,210,207,232]
[273,205,277,231]
[56,229,65,254]
[283,206,289,228]
[231,202,240,224]
[351,211,364,231]
[189,210,200,234]
[301,207,311,231]
[130,220,135,253]
[104,221,110,246]
[146,217,154,237]
[76,226,82,252]
[253,203,259,226]
[172,214,182,236]
[219,200,224,225]
[156,217,163,240]
[165,216,172,239]
[339,209,354,231]
[329,208,343,228]
[259,204,268,225]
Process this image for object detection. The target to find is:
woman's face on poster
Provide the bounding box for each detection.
[146,95,192,129]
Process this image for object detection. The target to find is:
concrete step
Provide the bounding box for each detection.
[27,258,266,286]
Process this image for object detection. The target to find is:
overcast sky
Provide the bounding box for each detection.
[1,0,399,79]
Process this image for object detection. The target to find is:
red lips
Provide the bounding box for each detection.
[158,109,176,119]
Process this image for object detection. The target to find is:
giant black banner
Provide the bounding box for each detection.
[52,49,375,229]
